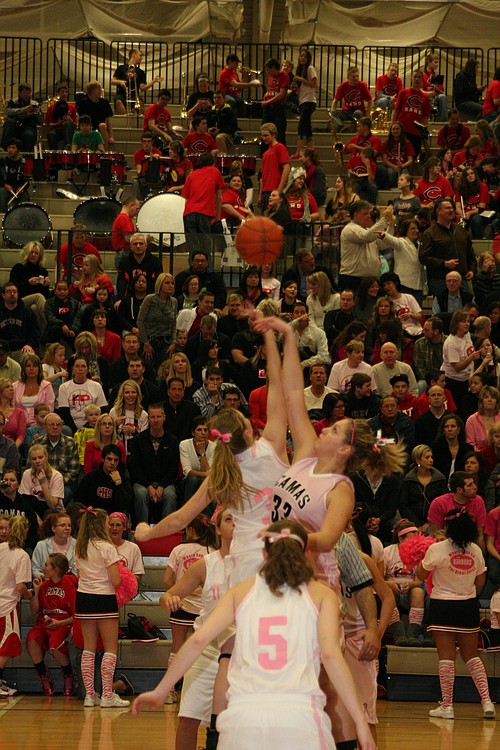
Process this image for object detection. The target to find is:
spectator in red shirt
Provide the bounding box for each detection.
[455,166,491,239]
[380,121,415,189]
[182,153,225,254]
[422,52,448,121]
[261,57,288,146]
[427,471,487,550]
[452,136,483,171]
[347,146,378,204]
[218,53,260,117]
[393,70,430,158]
[482,66,500,123]
[143,88,176,150]
[58,223,102,283]
[258,123,291,211]
[437,109,471,153]
[283,167,319,253]
[91,310,121,365]
[374,62,403,111]
[111,196,140,268]
[44,85,77,150]
[414,157,454,207]
[331,66,371,134]
[182,116,217,155]
[133,130,164,200]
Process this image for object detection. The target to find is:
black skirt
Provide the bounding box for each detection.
[75,591,119,619]
[428,597,480,633]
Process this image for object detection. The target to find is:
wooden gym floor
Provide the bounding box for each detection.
[0,697,497,750]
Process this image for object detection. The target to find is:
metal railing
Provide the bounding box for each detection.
[0,36,43,101]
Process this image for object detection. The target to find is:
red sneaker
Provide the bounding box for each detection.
[37,672,55,696]
[63,671,76,696]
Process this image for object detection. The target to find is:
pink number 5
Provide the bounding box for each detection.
[257,616,288,670]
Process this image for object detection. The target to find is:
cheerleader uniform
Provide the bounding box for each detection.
[0,543,31,659]
[217,574,334,750]
[74,540,120,618]
[26,574,77,657]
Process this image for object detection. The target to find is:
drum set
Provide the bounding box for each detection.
[23,149,128,186]
[186,153,256,176]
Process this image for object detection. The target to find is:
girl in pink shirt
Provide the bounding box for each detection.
[418,508,494,720]
[74,507,129,709]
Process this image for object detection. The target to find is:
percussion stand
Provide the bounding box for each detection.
[127,99,142,129]
[71,170,92,197]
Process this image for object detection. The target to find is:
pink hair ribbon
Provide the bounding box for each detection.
[261,528,305,550]
[85,506,98,516]
[210,429,232,444]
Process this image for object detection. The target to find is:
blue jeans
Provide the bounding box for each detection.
[133,482,177,524]
[353,179,377,205]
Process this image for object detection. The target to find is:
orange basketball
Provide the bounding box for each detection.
[235,216,284,266]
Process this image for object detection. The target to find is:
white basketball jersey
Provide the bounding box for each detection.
[195,550,226,630]
[226,574,325,701]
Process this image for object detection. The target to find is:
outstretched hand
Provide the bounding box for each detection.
[134,522,152,543]
[131,689,167,715]
[252,315,290,336]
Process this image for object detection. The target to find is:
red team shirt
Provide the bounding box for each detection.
[264,71,288,102]
[380,140,415,167]
[134,146,164,175]
[455,182,490,212]
[218,68,241,98]
[287,192,319,221]
[436,124,471,150]
[182,131,217,154]
[261,142,290,192]
[452,149,482,169]
[346,155,377,179]
[414,174,454,205]
[143,104,171,132]
[221,187,247,221]
[335,81,372,113]
[375,73,403,99]
[482,80,500,117]
[182,166,225,218]
[394,87,431,136]
[345,133,382,156]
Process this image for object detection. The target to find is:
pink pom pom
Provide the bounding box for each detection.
[115,560,138,607]
[399,534,436,568]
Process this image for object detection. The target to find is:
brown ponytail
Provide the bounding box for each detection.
[260,520,314,596]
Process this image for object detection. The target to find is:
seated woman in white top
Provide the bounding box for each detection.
[380,271,423,338]
[20,444,64,517]
[179,416,216,504]
[327,340,374,394]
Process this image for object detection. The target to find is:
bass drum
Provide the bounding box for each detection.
[137,193,186,247]
[73,197,121,251]
[2,203,52,248]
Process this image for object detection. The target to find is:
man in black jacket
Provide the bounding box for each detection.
[163,378,201,442]
[116,233,162,298]
[108,332,156,389]
[0,282,39,361]
[206,90,238,153]
[128,403,179,524]
[76,444,132,516]
[0,469,40,553]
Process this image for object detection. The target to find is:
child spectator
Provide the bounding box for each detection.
[390,373,418,420]
[42,343,68,407]
[344,372,380,419]
[23,404,49,448]
[0,516,32,697]
[74,404,101,465]
[27,552,77,695]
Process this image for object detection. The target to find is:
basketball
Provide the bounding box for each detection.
[235,216,284,266]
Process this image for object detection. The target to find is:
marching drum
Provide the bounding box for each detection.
[99,152,127,184]
[73,197,121,250]
[2,203,53,248]
[74,151,99,172]
[137,193,186,247]
[239,155,257,176]
[186,153,200,169]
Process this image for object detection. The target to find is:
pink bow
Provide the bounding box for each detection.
[210,429,232,444]
[85,506,98,516]
[261,528,305,549]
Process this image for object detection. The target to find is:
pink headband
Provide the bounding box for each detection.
[109,512,131,531]
[261,528,305,550]
[398,525,418,538]
[210,429,232,444]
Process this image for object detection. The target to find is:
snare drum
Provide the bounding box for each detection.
[216,155,238,175]
[2,203,53,248]
[73,197,121,250]
[75,151,99,172]
[99,152,127,184]
[22,155,34,177]
[54,150,75,170]
[23,154,51,180]
[137,193,186,247]
[187,153,200,169]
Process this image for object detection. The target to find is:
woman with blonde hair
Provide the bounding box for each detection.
[83,413,126,474]
[0,377,26,447]
[159,351,199,401]
[306,271,340,329]
[20,443,64,515]
[42,343,68,406]
[12,354,54,426]
[465,385,500,452]
[110,379,148,456]
[137,272,177,367]
[9,240,50,331]
[67,331,108,390]
[69,254,113,307]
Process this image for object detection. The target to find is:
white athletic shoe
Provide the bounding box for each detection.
[482,700,496,719]
[429,704,454,719]
[100,693,130,708]
[0,680,17,696]
[84,694,101,707]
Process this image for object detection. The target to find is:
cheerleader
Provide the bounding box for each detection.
[0,516,32,698]
[74,506,129,708]
[26,552,77,696]
[418,508,495,719]
[133,520,376,750]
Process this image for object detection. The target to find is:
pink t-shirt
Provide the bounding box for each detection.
[422,537,485,600]
[427,493,487,530]
[0,543,31,617]
[484,507,500,553]
[76,540,120,595]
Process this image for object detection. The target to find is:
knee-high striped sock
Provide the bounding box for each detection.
[409,607,424,625]
[389,607,401,624]
[466,656,491,703]
[101,652,117,699]
[81,650,96,697]
[438,659,455,708]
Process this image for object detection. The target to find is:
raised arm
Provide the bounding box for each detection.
[254,316,316,460]
[260,324,288,463]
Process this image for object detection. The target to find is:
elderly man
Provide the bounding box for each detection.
[32,413,81,505]
[419,198,477,297]
[372,342,418,397]
[432,271,473,325]
[116,233,162,298]
[339,201,394,291]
